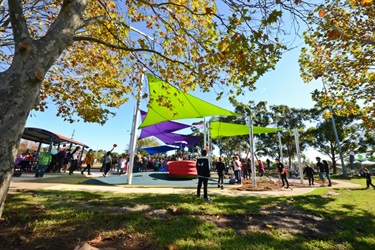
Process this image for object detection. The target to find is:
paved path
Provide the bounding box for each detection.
[9,170,362,197]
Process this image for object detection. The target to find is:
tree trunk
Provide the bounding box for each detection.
[0,59,43,218]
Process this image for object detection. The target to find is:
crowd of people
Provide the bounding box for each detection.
[14,147,374,192]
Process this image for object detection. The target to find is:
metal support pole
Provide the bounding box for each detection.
[293,128,303,184]
[207,120,212,169]
[322,80,346,177]
[277,132,283,163]
[248,114,256,188]
[328,106,347,176]
[203,117,207,150]
[127,71,145,184]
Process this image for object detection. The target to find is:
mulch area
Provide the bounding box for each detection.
[230,177,334,191]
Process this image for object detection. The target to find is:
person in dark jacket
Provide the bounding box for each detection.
[303,163,315,186]
[216,157,225,190]
[196,150,211,201]
[363,168,375,189]
[322,160,332,187]
[316,157,326,186]
[276,158,289,189]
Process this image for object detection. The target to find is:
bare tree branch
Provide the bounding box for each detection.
[73,35,198,74]
[8,0,30,43]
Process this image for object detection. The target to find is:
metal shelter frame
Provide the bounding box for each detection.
[21,127,89,159]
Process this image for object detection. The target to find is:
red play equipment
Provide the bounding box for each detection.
[167,160,197,178]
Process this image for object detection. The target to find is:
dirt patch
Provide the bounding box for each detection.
[229,178,337,191]
[84,232,156,250]
[200,203,335,237]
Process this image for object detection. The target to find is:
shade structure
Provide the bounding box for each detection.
[139,74,239,128]
[142,145,179,155]
[139,110,191,139]
[210,121,280,139]
[154,132,202,147]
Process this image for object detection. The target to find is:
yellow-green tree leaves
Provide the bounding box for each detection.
[300,0,375,128]
[0,0,309,124]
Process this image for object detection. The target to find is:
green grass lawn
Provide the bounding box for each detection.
[1,187,374,250]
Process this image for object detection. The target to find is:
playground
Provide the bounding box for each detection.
[9,167,360,197]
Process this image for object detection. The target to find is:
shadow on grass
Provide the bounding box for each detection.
[1,189,375,249]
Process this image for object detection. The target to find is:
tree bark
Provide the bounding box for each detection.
[0,0,90,219]
[0,63,41,217]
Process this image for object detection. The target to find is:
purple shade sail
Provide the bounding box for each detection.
[139,110,191,139]
[154,133,202,147]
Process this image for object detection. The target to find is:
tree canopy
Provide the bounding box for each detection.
[300,0,375,128]
[0,0,315,125]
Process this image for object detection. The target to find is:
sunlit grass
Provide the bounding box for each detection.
[1,188,375,249]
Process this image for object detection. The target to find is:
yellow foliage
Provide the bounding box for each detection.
[108,2,116,9]
[361,0,373,6]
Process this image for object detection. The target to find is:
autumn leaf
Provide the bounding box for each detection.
[361,0,373,6]
[205,7,213,14]
[319,9,326,18]
[328,29,340,40]
[108,2,116,8]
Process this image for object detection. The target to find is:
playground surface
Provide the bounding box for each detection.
[9,169,362,197]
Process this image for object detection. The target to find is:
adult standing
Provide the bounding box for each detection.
[68,146,81,175]
[303,163,315,186]
[316,157,325,186]
[322,160,332,187]
[233,155,242,186]
[81,149,94,175]
[102,151,112,177]
[276,158,289,189]
[56,148,67,173]
[196,150,211,201]
[216,157,225,190]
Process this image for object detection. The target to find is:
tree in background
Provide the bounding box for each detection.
[300,0,375,128]
[136,137,161,156]
[305,106,362,173]
[269,105,311,167]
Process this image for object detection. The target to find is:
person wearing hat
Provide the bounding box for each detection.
[363,168,375,189]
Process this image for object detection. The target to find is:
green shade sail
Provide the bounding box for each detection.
[139,75,239,128]
[210,121,280,139]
